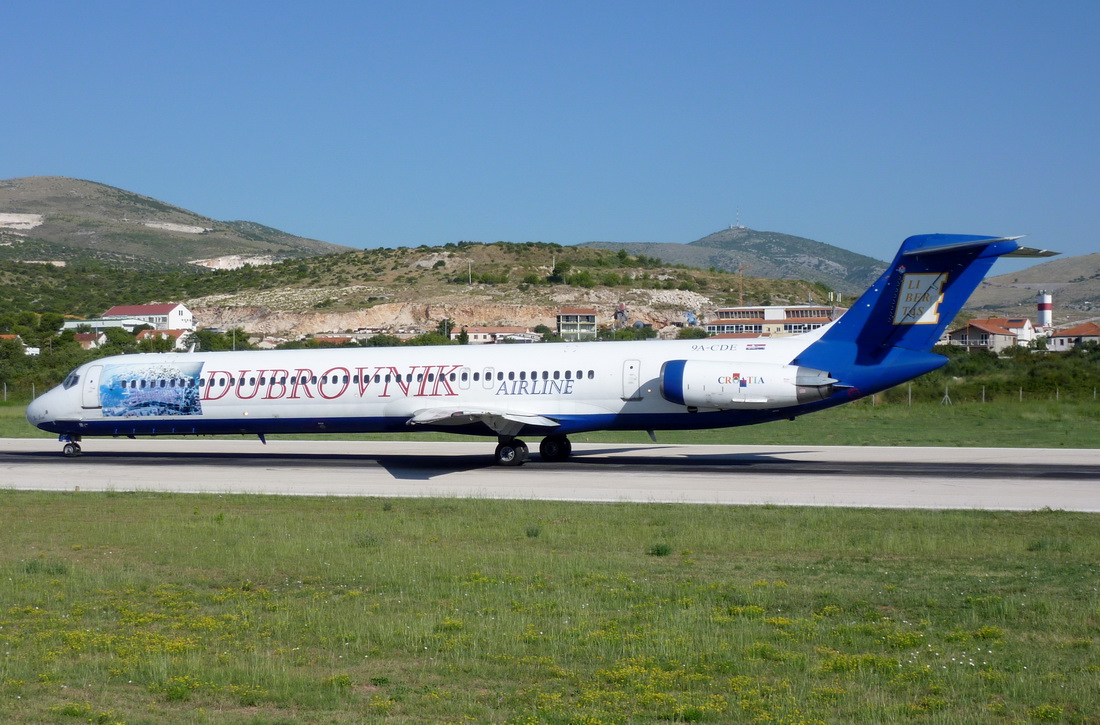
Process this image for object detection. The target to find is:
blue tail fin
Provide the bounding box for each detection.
[793,234,1049,395]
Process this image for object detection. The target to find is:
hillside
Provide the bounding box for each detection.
[0,176,352,268]
[0,241,831,336]
[583,227,887,294]
[966,253,1100,325]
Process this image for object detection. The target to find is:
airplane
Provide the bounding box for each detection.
[26,234,1054,465]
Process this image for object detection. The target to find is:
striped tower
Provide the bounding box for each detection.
[1037,290,1053,328]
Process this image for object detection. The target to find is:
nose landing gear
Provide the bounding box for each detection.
[60,435,82,457]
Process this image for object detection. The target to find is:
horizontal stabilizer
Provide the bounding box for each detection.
[900,236,1024,256]
[1004,246,1059,258]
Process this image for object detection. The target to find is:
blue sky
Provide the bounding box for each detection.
[4,1,1098,268]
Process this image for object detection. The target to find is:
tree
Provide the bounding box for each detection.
[0,337,29,386]
[187,328,252,352]
[677,327,709,339]
[100,327,138,355]
[436,319,455,338]
[547,262,571,284]
[364,334,402,347]
[137,333,175,353]
[405,332,454,346]
[38,312,64,333]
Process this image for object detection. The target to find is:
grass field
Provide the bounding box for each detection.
[4,398,1099,448]
[1,493,1097,724]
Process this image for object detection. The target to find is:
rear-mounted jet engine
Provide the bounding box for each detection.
[659,359,839,410]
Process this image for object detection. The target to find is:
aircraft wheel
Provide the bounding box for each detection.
[539,435,572,461]
[495,440,528,467]
[62,442,82,457]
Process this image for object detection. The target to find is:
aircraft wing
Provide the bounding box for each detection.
[407,406,560,437]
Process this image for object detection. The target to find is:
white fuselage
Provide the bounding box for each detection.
[27,331,832,439]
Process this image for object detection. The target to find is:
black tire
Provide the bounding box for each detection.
[62,442,81,457]
[494,440,528,466]
[539,435,572,461]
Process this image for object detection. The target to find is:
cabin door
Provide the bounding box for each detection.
[81,365,103,409]
[621,359,643,401]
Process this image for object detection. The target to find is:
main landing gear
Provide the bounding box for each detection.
[493,434,574,466]
[60,435,82,457]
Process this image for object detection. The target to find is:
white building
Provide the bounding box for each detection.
[101,303,195,331]
[451,326,541,344]
[1047,322,1100,351]
[135,329,192,351]
[557,308,598,341]
[705,305,846,337]
[944,318,1037,352]
[62,317,150,333]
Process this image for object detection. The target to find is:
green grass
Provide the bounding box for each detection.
[0,492,1097,723]
[4,398,1099,448]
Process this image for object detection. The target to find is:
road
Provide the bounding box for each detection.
[1,438,1097,511]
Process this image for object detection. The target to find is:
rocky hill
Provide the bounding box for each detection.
[181,241,830,337]
[583,227,887,294]
[966,252,1100,325]
[0,176,352,268]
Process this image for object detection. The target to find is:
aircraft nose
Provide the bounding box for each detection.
[26,393,49,427]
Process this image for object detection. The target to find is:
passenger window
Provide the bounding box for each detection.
[588,370,594,379]
[473,372,479,381]
[519,371,526,381]
[508,371,514,381]
[542,371,548,380]
[565,370,572,380]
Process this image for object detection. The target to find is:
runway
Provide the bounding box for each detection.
[1,438,1098,511]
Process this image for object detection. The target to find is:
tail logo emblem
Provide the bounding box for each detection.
[893,273,946,325]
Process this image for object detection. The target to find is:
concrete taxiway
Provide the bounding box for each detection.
[1,438,1097,511]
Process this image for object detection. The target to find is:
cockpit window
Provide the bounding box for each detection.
[62,372,80,390]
